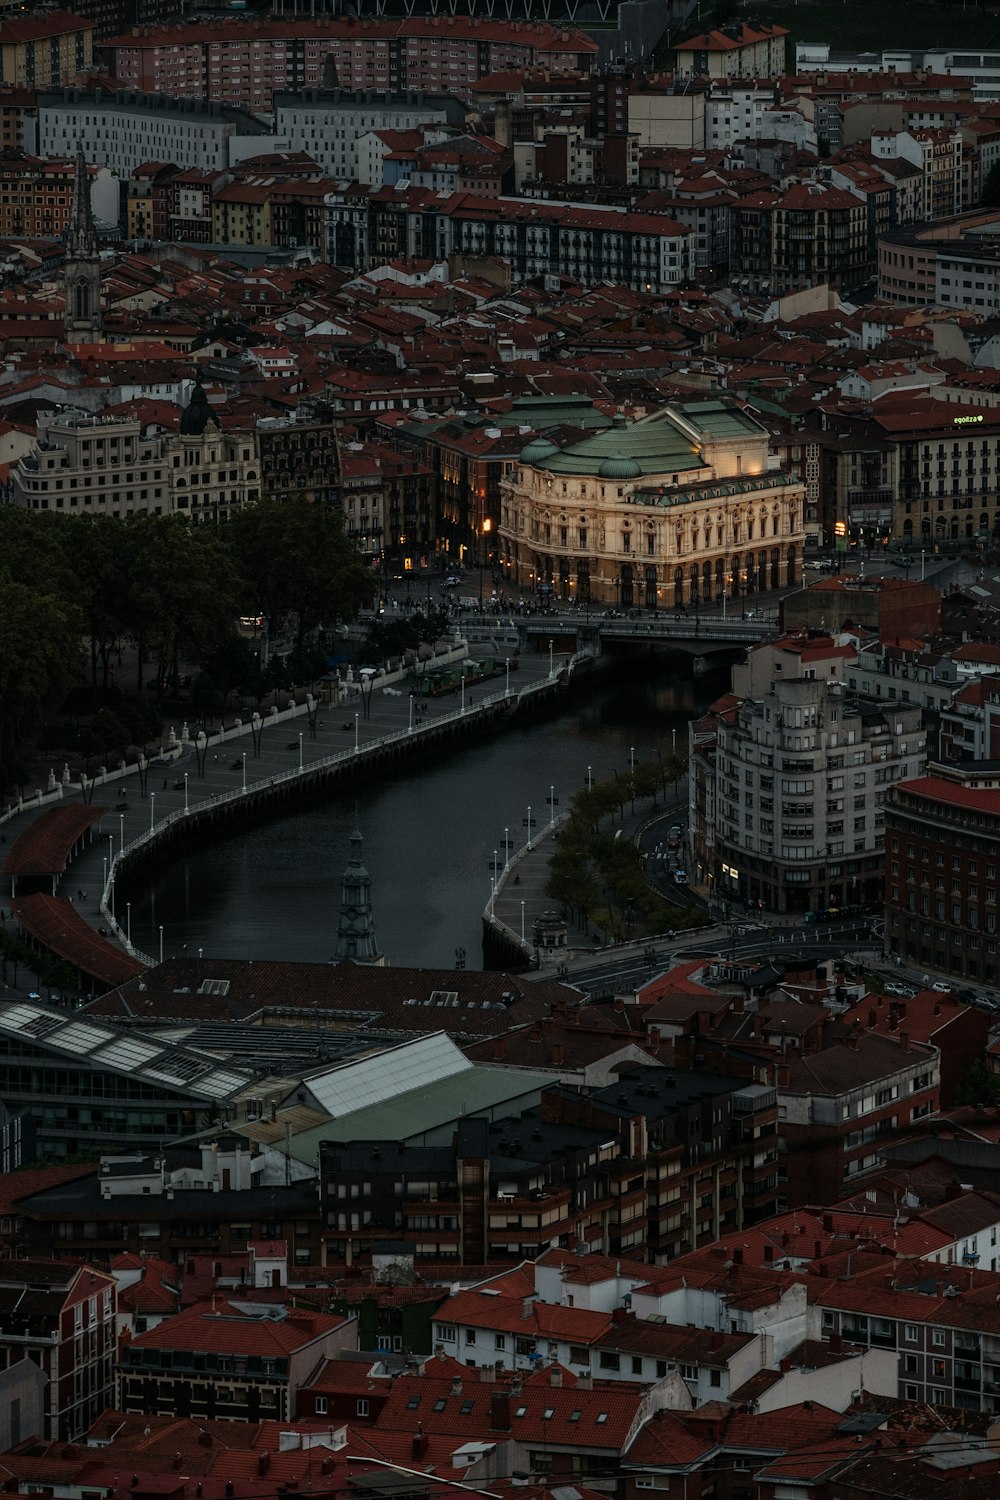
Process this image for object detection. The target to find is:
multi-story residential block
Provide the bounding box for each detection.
[674,22,788,81]
[338,434,435,570]
[878,208,1000,308]
[38,89,270,177]
[871,126,963,220]
[499,400,805,607]
[11,400,260,521]
[730,183,869,294]
[210,171,335,251]
[10,1140,324,1267]
[257,407,340,508]
[0,11,92,88]
[117,1301,356,1423]
[327,183,694,291]
[319,1066,778,1267]
[0,152,113,240]
[0,1258,116,1439]
[701,676,925,914]
[109,18,596,115]
[274,89,463,183]
[777,1031,940,1204]
[885,761,1000,984]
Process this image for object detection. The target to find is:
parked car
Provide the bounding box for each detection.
[885,983,915,998]
[931,981,954,993]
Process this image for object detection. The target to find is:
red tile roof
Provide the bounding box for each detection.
[128,1298,348,1356]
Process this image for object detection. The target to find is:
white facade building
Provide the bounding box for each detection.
[37,89,271,177]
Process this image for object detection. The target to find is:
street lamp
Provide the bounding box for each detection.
[354,713,360,752]
[126,902,131,947]
[461,677,466,714]
[408,692,415,733]
[183,772,189,813]
[159,925,164,964]
[505,657,511,696]
[630,746,636,775]
[479,516,492,606]
[526,804,533,850]
[298,732,304,772]
[241,752,247,793]
[520,899,526,943]
[149,791,155,833]
[119,810,125,852]
[548,638,554,676]
[587,765,593,791]
[504,827,510,866]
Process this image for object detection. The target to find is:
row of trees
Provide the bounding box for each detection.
[545,754,709,940]
[0,501,376,794]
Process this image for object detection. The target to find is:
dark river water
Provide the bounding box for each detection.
[128,658,728,969]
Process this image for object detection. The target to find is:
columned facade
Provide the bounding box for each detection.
[498,401,806,609]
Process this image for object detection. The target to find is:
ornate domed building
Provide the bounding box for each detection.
[499,400,806,610]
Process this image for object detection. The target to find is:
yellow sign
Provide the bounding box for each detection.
[954,414,984,425]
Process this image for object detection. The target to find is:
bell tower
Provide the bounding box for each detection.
[63,142,102,346]
[334,827,385,965]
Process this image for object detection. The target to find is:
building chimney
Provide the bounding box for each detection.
[899,1030,910,1052]
[490,1393,511,1432]
[412,1431,429,1460]
[733,1248,744,1264]
[550,1368,563,1386]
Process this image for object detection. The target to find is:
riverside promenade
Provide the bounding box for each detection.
[1,645,584,986]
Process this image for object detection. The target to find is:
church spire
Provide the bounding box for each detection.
[334,827,384,965]
[63,142,102,345]
[68,141,97,258]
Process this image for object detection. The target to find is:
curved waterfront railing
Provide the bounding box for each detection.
[99,657,592,964]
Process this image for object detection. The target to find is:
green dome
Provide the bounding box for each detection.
[519,437,559,464]
[598,452,641,480]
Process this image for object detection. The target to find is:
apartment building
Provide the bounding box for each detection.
[108,18,596,114]
[730,183,870,295]
[777,1032,940,1205]
[674,22,788,81]
[273,89,461,183]
[11,405,259,521]
[0,11,91,88]
[500,400,804,608]
[885,762,1000,984]
[0,1259,116,1440]
[703,676,926,914]
[327,183,694,292]
[871,127,963,220]
[37,89,269,176]
[118,1301,356,1423]
[319,1066,778,1267]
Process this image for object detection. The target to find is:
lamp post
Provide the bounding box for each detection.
[354,713,360,752]
[408,692,415,733]
[119,810,125,852]
[461,677,465,714]
[149,791,155,833]
[504,827,510,866]
[183,772,189,813]
[505,657,511,696]
[548,638,554,676]
[359,667,376,720]
[629,746,636,775]
[159,925,164,964]
[587,765,593,791]
[298,732,303,772]
[126,902,131,947]
[520,899,526,944]
[241,752,247,793]
[921,549,927,580]
[526,805,533,850]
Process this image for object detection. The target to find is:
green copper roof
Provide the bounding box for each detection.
[529,408,707,479]
[598,452,642,479]
[494,395,613,432]
[519,437,559,463]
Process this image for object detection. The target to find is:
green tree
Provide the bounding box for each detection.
[230,497,375,650]
[955,1057,1000,1108]
[0,576,84,792]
